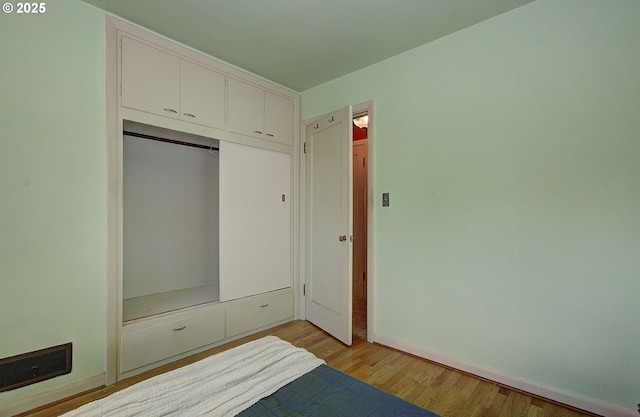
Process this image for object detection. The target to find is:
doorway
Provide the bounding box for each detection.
[352,111,368,340]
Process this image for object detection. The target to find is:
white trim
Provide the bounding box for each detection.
[298,117,307,320]
[105,14,119,388]
[1,374,104,417]
[373,333,636,417]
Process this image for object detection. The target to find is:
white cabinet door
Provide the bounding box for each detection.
[121,36,181,119]
[265,91,294,145]
[122,36,226,130]
[227,78,264,139]
[228,79,294,145]
[219,141,291,301]
[180,60,226,130]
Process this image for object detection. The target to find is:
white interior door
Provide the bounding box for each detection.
[304,105,353,345]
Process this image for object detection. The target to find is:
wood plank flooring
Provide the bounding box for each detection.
[22,320,600,417]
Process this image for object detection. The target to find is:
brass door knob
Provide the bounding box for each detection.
[338,235,347,242]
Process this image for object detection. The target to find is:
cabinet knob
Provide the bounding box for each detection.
[338,235,347,242]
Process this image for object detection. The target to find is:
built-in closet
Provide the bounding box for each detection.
[106,17,300,382]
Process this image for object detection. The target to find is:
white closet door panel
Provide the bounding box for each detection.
[265,91,294,145]
[180,60,226,130]
[121,36,180,118]
[219,141,291,301]
[227,78,264,139]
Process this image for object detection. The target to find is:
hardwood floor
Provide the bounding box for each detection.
[22,320,600,417]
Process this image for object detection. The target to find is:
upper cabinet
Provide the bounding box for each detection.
[180,60,226,129]
[118,30,298,148]
[121,36,225,131]
[227,78,263,139]
[265,91,294,146]
[227,78,294,146]
[121,36,180,119]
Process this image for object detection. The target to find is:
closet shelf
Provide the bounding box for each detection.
[123,284,219,322]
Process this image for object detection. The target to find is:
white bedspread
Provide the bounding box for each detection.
[61,336,325,417]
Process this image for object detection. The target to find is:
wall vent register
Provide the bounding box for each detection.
[0,343,72,392]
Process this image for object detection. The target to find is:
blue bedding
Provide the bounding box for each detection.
[238,364,440,417]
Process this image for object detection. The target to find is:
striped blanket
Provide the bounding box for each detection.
[61,336,324,417]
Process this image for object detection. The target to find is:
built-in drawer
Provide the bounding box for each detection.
[227,292,293,338]
[120,307,225,373]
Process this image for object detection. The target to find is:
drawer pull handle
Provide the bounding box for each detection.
[266,133,274,137]
[163,108,178,114]
[183,112,196,118]
[259,304,269,308]
[253,130,263,135]
[173,325,187,331]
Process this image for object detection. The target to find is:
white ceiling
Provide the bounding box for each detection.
[81,0,535,91]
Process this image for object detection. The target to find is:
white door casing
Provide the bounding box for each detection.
[304,105,353,346]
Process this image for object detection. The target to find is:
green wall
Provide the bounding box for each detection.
[0,0,106,405]
[302,0,640,411]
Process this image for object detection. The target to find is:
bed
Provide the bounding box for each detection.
[61,336,440,417]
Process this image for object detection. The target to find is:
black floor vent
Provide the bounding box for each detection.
[0,343,72,392]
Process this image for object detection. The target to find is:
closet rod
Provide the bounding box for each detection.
[123,131,219,151]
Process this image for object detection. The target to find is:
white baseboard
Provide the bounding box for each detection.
[0,373,104,417]
[372,333,635,417]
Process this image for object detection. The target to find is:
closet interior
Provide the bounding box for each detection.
[123,121,220,322]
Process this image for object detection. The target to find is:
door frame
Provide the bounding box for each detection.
[299,100,374,342]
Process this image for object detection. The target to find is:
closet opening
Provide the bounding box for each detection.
[352,111,368,339]
[122,121,220,322]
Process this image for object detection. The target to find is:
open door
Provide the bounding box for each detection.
[304,105,353,346]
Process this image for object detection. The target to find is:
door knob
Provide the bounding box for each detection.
[338,235,347,242]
